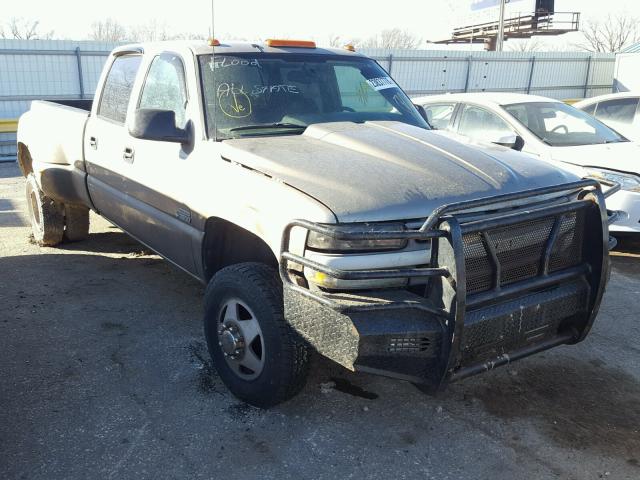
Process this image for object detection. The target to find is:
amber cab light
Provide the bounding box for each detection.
[265,39,316,48]
[344,44,356,52]
[208,38,220,46]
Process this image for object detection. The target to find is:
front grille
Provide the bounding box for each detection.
[463,210,585,295]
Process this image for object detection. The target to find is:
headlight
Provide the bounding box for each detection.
[586,168,640,193]
[306,223,407,253]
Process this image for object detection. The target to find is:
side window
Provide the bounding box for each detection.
[423,103,455,130]
[581,102,597,116]
[139,53,188,128]
[98,55,143,124]
[458,105,513,140]
[595,98,639,125]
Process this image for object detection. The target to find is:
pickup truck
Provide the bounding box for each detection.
[18,39,613,408]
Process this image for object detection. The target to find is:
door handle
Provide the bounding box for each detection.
[89,136,98,149]
[122,147,135,163]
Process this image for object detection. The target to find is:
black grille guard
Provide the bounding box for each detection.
[280,178,617,307]
[279,179,618,385]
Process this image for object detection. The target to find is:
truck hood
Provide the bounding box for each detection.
[221,121,580,223]
[548,141,640,175]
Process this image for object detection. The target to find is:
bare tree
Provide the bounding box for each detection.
[89,18,127,42]
[576,14,640,53]
[128,20,172,42]
[327,34,361,49]
[1,17,54,40]
[359,28,421,49]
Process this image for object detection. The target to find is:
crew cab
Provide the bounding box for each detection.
[17,40,614,407]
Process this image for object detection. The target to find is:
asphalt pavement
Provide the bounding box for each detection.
[1,162,639,480]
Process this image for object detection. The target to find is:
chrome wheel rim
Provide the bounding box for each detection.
[217,298,265,380]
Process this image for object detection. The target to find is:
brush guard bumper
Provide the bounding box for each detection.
[279,179,617,390]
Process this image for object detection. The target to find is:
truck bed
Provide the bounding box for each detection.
[17,100,92,168]
[47,99,93,111]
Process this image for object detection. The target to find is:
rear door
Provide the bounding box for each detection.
[85,53,143,226]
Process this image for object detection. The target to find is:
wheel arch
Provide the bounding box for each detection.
[201,217,279,283]
[17,142,33,177]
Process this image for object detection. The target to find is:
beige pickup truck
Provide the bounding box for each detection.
[17,40,614,407]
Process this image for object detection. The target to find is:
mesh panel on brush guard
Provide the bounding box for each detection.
[462,210,585,295]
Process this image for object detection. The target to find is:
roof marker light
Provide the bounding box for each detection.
[344,44,356,52]
[208,38,220,47]
[265,39,316,48]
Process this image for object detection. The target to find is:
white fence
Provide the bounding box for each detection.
[361,48,616,99]
[0,39,616,160]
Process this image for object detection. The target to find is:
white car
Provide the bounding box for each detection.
[574,93,640,142]
[414,92,640,233]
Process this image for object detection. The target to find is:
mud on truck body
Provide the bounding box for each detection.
[17,39,617,407]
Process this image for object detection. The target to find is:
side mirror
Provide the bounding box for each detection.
[129,109,191,144]
[414,104,431,126]
[491,132,524,151]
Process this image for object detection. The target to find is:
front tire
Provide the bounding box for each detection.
[25,173,64,246]
[204,263,309,408]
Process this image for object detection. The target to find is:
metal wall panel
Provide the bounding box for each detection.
[361,48,615,99]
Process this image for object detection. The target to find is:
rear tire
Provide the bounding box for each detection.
[25,173,64,246]
[203,263,310,408]
[64,205,90,242]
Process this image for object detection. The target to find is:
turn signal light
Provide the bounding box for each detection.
[265,39,316,48]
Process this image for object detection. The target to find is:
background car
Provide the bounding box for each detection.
[413,92,640,234]
[574,93,640,142]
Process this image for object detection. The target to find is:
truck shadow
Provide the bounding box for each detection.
[0,198,26,227]
[60,230,155,256]
[0,163,20,179]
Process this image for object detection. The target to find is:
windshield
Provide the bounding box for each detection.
[502,101,627,147]
[198,53,429,139]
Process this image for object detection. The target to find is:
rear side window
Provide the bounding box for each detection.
[98,55,143,124]
[595,98,639,125]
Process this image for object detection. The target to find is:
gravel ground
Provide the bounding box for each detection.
[1,161,640,480]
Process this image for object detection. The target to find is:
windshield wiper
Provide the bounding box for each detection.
[229,123,306,133]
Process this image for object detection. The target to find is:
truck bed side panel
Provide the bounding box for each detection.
[17,101,93,208]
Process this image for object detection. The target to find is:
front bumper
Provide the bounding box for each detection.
[280,179,612,390]
[606,189,640,233]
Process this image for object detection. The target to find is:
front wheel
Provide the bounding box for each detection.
[203,263,310,408]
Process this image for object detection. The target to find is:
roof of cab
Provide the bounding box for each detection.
[413,92,559,107]
[112,40,366,58]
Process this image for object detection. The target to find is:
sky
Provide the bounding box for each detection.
[5,0,640,49]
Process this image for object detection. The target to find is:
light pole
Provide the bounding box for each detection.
[497,0,506,51]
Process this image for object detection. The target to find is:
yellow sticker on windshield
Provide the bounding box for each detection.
[217,83,252,118]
